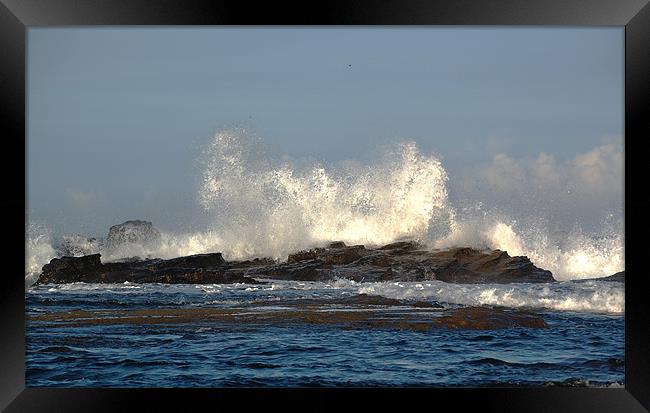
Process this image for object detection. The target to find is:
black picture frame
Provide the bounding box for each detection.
[3,0,649,411]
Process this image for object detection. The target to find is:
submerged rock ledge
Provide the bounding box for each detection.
[27,302,548,331]
[36,240,556,285]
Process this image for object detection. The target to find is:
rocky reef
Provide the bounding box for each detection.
[28,299,548,331]
[247,241,555,283]
[36,240,556,285]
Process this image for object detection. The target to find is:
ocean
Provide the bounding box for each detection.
[25,132,625,387]
[25,279,624,387]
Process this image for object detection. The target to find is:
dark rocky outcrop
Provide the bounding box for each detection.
[574,271,625,283]
[39,254,104,283]
[600,271,625,283]
[378,240,421,252]
[247,241,555,283]
[36,240,555,285]
[36,253,263,285]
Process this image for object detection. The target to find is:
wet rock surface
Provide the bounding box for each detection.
[36,240,555,285]
[28,296,547,332]
[37,253,263,285]
[599,271,625,283]
[248,241,555,284]
[573,271,625,283]
[251,293,444,309]
[433,307,549,330]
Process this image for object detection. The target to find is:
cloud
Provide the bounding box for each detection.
[570,142,623,191]
[453,139,623,229]
[530,152,564,188]
[470,140,622,196]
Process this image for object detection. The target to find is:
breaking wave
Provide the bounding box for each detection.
[357,280,624,314]
[29,279,624,314]
[197,130,452,258]
[435,217,623,281]
[26,222,57,287]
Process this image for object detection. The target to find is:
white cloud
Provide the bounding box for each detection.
[530,152,564,188]
[470,141,622,197]
[570,142,623,191]
[453,139,623,230]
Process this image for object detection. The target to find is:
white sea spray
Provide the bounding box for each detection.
[25,130,624,286]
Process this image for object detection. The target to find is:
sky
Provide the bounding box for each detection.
[27,27,624,237]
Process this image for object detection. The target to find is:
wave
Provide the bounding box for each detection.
[26,130,624,285]
[299,278,623,314]
[28,278,624,314]
[435,218,623,281]
[197,130,453,257]
[357,279,624,314]
[196,130,624,281]
[26,222,57,287]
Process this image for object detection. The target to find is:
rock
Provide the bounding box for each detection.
[224,257,276,268]
[249,293,443,309]
[331,293,441,308]
[31,301,543,332]
[106,256,142,263]
[352,252,393,267]
[601,271,625,283]
[34,240,556,285]
[378,240,421,253]
[39,254,104,284]
[105,220,161,249]
[319,245,367,265]
[287,245,366,265]
[429,248,555,283]
[433,306,549,330]
[148,253,225,269]
[250,244,554,284]
[574,271,625,283]
[36,253,262,285]
[287,249,319,263]
[247,259,330,282]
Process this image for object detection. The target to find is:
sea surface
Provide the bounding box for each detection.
[25,279,624,387]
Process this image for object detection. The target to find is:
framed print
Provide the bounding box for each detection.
[2,0,649,411]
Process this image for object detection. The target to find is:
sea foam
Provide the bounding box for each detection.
[357,280,624,314]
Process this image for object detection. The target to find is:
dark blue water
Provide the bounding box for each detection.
[25,280,624,387]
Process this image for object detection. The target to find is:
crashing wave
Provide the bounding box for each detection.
[25,130,624,286]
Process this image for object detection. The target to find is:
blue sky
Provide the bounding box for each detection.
[27,27,623,236]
